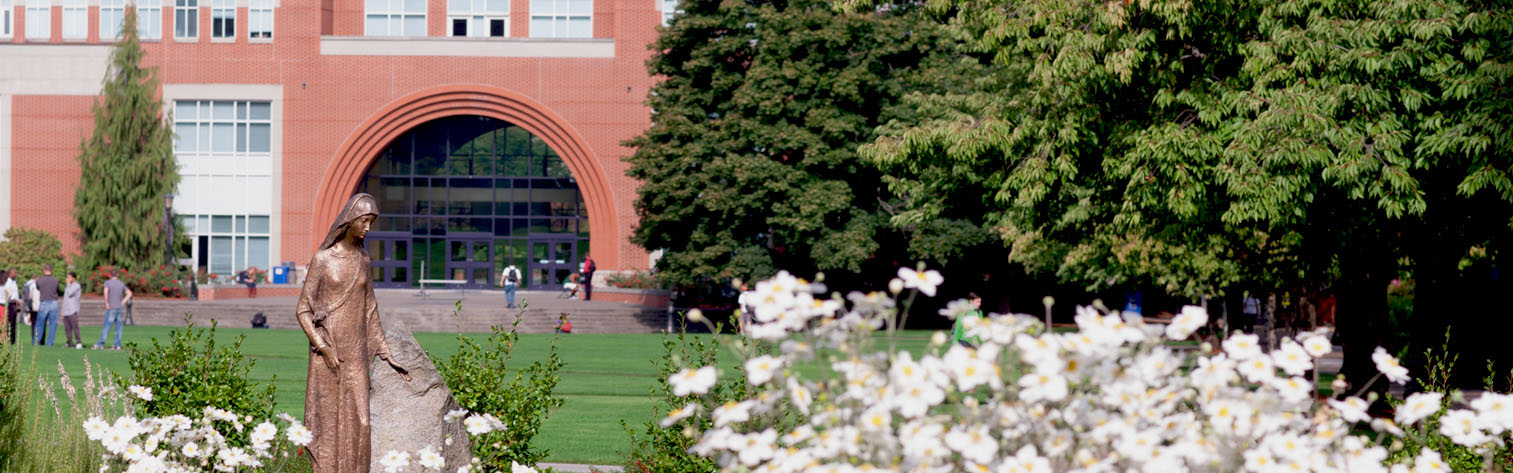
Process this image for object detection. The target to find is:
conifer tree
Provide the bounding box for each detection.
[73,8,183,273]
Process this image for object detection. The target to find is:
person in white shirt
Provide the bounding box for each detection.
[1,269,14,344]
[497,264,521,308]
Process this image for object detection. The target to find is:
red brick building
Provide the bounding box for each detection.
[1,0,667,288]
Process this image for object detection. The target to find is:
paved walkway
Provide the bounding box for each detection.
[540,463,623,473]
[72,289,668,334]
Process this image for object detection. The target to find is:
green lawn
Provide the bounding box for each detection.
[11,324,733,465]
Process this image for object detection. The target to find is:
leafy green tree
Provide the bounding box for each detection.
[861,0,1511,389]
[0,228,69,282]
[625,0,988,288]
[73,8,184,274]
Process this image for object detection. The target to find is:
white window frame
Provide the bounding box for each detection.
[138,0,163,39]
[100,0,126,41]
[528,0,590,38]
[210,0,233,39]
[24,0,50,40]
[172,100,276,277]
[175,0,199,40]
[182,214,273,278]
[364,0,426,37]
[657,0,677,26]
[1,0,13,39]
[247,0,272,39]
[62,0,87,39]
[447,0,507,37]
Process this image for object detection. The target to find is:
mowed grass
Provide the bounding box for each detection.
[11,324,749,465]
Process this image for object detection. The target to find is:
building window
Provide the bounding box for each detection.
[448,0,507,37]
[138,0,163,39]
[24,0,49,40]
[528,0,589,38]
[100,0,126,40]
[61,0,87,39]
[365,0,425,37]
[175,0,198,39]
[248,0,272,39]
[210,0,233,38]
[659,0,678,26]
[172,100,275,278]
[181,214,272,277]
[1,0,12,39]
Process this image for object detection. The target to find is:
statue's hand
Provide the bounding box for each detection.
[318,346,341,371]
[387,357,412,382]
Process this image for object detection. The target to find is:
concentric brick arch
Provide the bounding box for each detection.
[312,85,616,263]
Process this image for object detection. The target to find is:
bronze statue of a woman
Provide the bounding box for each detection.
[297,193,410,473]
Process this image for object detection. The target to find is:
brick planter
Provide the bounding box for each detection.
[590,287,671,308]
[196,284,302,301]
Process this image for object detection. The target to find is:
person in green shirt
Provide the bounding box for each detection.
[952,292,984,347]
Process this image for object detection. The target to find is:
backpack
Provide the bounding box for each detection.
[584,259,596,274]
[505,268,519,283]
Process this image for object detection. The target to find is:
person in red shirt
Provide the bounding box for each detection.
[556,313,573,334]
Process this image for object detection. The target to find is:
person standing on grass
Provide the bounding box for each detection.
[498,263,521,308]
[951,292,985,347]
[0,270,11,344]
[32,264,60,346]
[94,269,132,350]
[61,271,83,348]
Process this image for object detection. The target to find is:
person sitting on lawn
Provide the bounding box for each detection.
[556,313,573,334]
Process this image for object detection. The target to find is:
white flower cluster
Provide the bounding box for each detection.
[667,268,1513,473]
[379,408,519,473]
[85,407,311,473]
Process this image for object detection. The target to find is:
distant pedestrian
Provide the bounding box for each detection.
[94,269,132,350]
[736,283,754,334]
[951,292,985,347]
[0,269,12,344]
[33,265,60,346]
[238,267,258,298]
[61,271,83,348]
[580,255,596,301]
[556,313,573,334]
[1242,293,1261,333]
[21,273,37,340]
[498,263,521,308]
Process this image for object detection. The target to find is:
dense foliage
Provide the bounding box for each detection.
[858,0,1512,388]
[625,0,989,288]
[437,316,565,469]
[0,228,69,283]
[118,316,278,445]
[73,9,186,274]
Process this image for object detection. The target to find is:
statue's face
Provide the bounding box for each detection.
[347,215,375,241]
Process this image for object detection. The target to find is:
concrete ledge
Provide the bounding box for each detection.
[591,287,670,308]
[319,36,615,58]
[197,284,301,301]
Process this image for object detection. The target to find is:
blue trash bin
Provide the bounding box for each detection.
[272,266,288,284]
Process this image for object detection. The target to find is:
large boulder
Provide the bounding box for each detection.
[370,322,472,472]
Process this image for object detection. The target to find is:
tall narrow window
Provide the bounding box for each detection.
[448,0,507,37]
[528,0,589,38]
[364,0,426,36]
[62,0,87,39]
[658,0,677,26]
[211,0,233,38]
[100,0,126,40]
[24,0,49,40]
[138,0,163,39]
[247,0,272,39]
[1,0,12,39]
[175,0,198,39]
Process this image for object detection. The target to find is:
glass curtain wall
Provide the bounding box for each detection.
[361,115,589,289]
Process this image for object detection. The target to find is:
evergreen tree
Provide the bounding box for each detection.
[73,8,184,273]
[625,0,987,289]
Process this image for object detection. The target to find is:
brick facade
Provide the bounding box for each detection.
[2,0,658,275]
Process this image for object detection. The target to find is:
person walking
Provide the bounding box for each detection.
[61,271,83,348]
[94,269,132,350]
[32,265,60,346]
[0,270,11,344]
[498,263,521,308]
[21,272,37,341]
[580,255,596,301]
[951,292,985,347]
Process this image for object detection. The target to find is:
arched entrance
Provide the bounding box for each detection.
[312,86,616,287]
[360,115,588,289]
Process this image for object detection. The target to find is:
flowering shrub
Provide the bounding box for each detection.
[606,271,665,290]
[89,265,192,297]
[623,329,755,473]
[663,267,1513,473]
[118,317,277,447]
[436,314,565,470]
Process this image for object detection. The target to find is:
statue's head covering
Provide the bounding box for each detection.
[319,193,380,250]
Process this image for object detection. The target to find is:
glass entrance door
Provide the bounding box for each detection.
[528,237,577,290]
[368,232,411,288]
[446,233,494,288]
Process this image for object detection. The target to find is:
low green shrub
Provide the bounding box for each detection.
[0,343,25,470]
[437,308,565,470]
[117,315,277,445]
[0,228,69,283]
[621,322,751,473]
